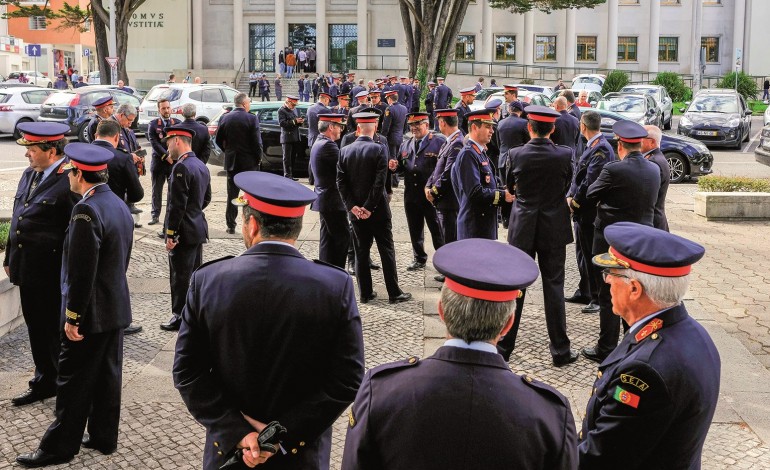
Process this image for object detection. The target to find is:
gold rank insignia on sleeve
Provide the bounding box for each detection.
[176,173,183,177]
[65,309,79,320]
[166,229,175,236]
[348,408,355,428]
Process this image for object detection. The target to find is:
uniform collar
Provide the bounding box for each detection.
[444,338,498,354]
[586,133,602,147]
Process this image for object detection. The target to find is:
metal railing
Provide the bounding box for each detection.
[355,55,409,71]
[234,57,246,87]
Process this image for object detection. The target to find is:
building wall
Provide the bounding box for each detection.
[125,0,190,78]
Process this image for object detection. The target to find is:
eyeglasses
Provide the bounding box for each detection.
[602,269,633,282]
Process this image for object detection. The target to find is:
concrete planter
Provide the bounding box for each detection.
[0,261,22,338]
[694,192,770,220]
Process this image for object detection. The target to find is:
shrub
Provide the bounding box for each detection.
[519,78,535,85]
[601,70,629,94]
[0,222,8,251]
[651,72,691,102]
[715,71,759,100]
[697,176,770,193]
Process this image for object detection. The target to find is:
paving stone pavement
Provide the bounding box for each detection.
[0,159,769,468]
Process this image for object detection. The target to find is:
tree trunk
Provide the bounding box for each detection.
[92,8,110,84]
[115,5,130,83]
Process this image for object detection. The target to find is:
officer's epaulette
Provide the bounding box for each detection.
[313,258,347,273]
[369,356,420,378]
[196,255,234,272]
[520,374,571,407]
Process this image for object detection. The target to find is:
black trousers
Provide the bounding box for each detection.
[576,216,599,303]
[260,90,270,101]
[19,283,61,395]
[226,172,241,229]
[169,243,203,318]
[319,210,350,269]
[40,329,123,456]
[404,197,444,263]
[282,142,300,177]
[593,229,624,355]
[150,160,171,219]
[498,243,570,361]
[248,82,257,97]
[437,208,458,244]
[350,214,401,299]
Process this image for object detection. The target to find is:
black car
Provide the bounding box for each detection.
[207,101,311,175]
[677,89,753,149]
[38,86,142,140]
[595,108,713,183]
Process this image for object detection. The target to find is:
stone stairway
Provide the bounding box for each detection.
[236,75,306,98]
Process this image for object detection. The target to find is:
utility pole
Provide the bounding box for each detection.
[691,0,703,93]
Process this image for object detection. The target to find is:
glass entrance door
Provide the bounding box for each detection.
[329,24,357,72]
[288,24,317,53]
[249,24,276,73]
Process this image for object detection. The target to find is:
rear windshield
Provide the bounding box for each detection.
[0,93,9,103]
[145,86,182,103]
[44,92,75,106]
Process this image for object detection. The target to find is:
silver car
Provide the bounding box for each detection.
[0,86,55,138]
[620,84,674,130]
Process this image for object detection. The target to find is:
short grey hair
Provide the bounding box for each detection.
[234,92,249,107]
[116,103,136,116]
[440,288,516,343]
[181,103,197,119]
[553,96,568,111]
[644,125,663,146]
[357,122,376,135]
[318,120,331,133]
[621,268,690,308]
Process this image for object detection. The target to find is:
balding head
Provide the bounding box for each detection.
[554,96,568,111]
[642,125,663,152]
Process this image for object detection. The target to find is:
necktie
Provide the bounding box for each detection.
[29,171,43,195]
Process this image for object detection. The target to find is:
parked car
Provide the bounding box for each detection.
[508,83,555,97]
[594,108,713,183]
[137,83,239,133]
[755,123,770,167]
[0,86,55,138]
[38,86,142,140]
[6,71,52,88]
[571,74,605,93]
[470,87,504,111]
[87,71,100,85]
[620,84,674,130]
[763,103,770,126]
[595,92,663,128]
[207,101,312,175]
[549,89,603,106]
[482,89,554,108]
[677,89,752,149]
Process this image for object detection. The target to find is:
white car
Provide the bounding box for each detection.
[87,71,100,84]
[620,84,674,130]
[482,89,555,108]
[571,74,605,93]
[764,104,770,126]
[5,70,52,88]
[137,83,239,133]
[470,87,504,111]
[0,86,55,137]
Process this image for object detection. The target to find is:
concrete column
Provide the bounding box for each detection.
[523,11,534,66]
[565,8,576,68]
[733,0,746,71]
[648,0,660,73]
[482,0,493,62]
[232,0,243,69]
[316,0,328,72]
[275,1,285,67]
[74,44,83,76]
[357,0,368,70]
[691,0,703,87]
[606,0,617,70]
[193,0,203,69]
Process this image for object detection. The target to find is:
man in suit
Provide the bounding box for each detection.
[497,106,577,366]
[17,143,134,467]
[173,172,365,470]
[566,111,617,314]
[147,98,181,226]
[426,109,463,251]
[642,125,670,232]
[579,223,720,470]
[562,89,582,121]
[381,90,407,161]
[337,112,411,305]
[349,78,365,102]
[5,123,78,407]
[310,114,349,268]
[85,96,115,143]
[329,76,341,107]
[434,77,452,111]
[307,92,333,148]
[410,79,421,113]
[426,81,436,129]
[215,92,262,234]
[552,96,581,151]
[160,126,211,332]
[452,109,511,240]
[113,103,145,225]
[454,87,476,134]
[278,95,304,181]
[497,101,530,165]
[397,76,412,107]
[342,239,577,470]
[177,103,211,164]
[582,121,661,363]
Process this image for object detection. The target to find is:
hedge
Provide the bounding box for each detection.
[697,176,770,193]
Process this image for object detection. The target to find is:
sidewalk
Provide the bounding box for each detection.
[0,169,768,468]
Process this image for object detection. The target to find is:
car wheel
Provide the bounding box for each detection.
[13,119,33,140]
[665,152,688,184]
[78,121,90,142]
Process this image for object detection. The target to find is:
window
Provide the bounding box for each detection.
[659,37,678,62]
[535,35,556,61]
[494,35,516,61]
[288,24,317,51]
[576,36,597,62]
[22,90,52,104]
[702,37,720,63]
[456,35,475,60]
[28,16,47,30]
[248,24,276,73]
[202,89,225,103]
[329,24,358,72]
[617,36,638,62]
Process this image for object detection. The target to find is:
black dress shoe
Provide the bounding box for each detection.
[360,292,377,304]
[82,434,117,455]
[389,292,412,304]
[565,293,590,304]
[434,274,446,282]
[226,227,236,234]
[124,324,142,335]
[147,217,160,225]
[11,388,55,407]
[552,350,580,367]
[157,231,165,239]
[369,260,380,270]
[16,449,74,468]
[581,347,609,364]
[406,260,426,271]
[160,315,182,331]
[582,302,600,313]
[134,222,143,229]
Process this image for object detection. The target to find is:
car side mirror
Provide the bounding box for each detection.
[745,109,753,116]
[679,107,686,113]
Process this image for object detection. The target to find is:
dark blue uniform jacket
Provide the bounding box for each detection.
[568,135,616,222]
[426,130,463,211]
[215,108,263,173]
[452,140,504,240]
[164,152,211,245]
[310,135,345,213]
[397,132,445,203]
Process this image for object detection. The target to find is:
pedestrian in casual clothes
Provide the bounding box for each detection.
[286,51,296,78]
[298,48,307,73]
[248,70,258,97]
[278,50,285,75]
[259,75,270,101]
[764,79,769,102]
[298,76,305,102]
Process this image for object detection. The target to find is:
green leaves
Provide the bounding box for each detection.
[489,0,607,14]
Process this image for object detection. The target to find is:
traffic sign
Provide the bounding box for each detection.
[26,44,41,57]
[106,57,119,68]
[84,48,90,57]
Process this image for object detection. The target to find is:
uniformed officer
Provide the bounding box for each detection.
[332,93,351,116]
[17,143,134,468]
[454,87,476,134]
[497,101,530,170]
[146,97,181,226]
[566,111,617,314]
[340,73,355,96]
[346,90,371,134]
[501,84,526,118]
[342,239,577,470]
[278,95,304,180]
[426,81,437,129]
[582,121,661,363]
[434,77,453,110]
[452,109,510,240]
[329,75,341,107]
[497,106,577,366]
[552,96,581,151]
[642,125,670,232]
[5,123,78,407]
[310,114,350,268]
[159,126,211,332]
[391,112,445,270]
[177,103,212,164]
[397,76,412,107]
[484,98,503,175]
[85,95,115,143]
[370,89,388,126]
[409,79,421,113]
[173,172,365,470]
[579,222,720,469]
[426,109,463,249]
[337,112,411,304]
[381,90,407,161]
[307,91,333,148]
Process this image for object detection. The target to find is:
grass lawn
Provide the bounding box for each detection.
[673,100,768,116]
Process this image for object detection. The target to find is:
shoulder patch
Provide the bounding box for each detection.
[195,255,235,272]
[72,213,91,223]
[313,258,347,272]
[369,356,420,378]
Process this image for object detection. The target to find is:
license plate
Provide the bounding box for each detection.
[148,111,158,117]
[696,130,718,136]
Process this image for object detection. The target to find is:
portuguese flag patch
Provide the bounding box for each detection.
[613,386,640,408]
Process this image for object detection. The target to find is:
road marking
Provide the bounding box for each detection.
[742,130,762,153]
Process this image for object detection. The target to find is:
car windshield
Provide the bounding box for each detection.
[573,77,603,86]
[475,88,502,100]
[597,96,645,113]
[689,95,739,113]
[516,85,545,93]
